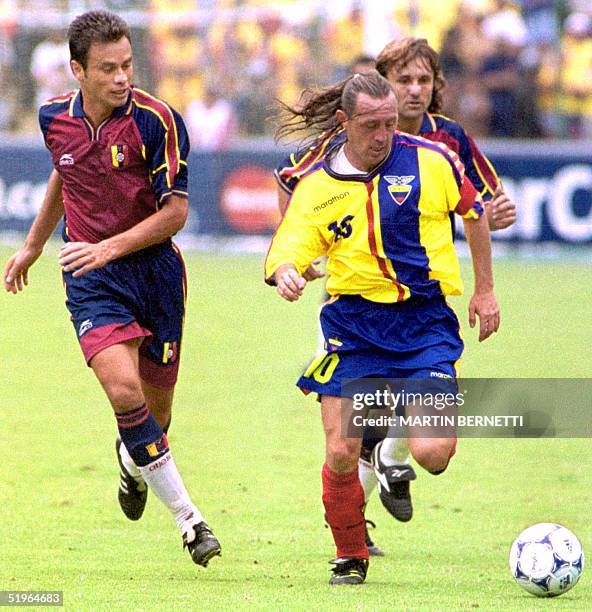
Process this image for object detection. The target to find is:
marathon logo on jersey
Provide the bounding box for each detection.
[59,153,74,166]
[146,433,169,458]
[384,175,415,206]
[162,341,178,364]
[313,191,349,213]
[111,144,128,168]
[78,319,93,337]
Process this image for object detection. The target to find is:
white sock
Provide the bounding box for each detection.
[138,452,205,540]
[358,458,378,501]
[119,440,144,484]
[379,437,410,467]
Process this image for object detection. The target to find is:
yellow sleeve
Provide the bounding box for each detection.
[264,179,328,284]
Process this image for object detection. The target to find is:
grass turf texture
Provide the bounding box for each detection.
[1,245,590,611]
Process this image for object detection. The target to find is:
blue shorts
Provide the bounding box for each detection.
[297,294,463,397]
[62,241,186,389]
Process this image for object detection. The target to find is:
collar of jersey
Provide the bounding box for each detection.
[419,112,436,134]
[70,88,133,119]
[322,135,399,183]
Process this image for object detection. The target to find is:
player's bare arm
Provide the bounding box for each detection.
[3,170,64,294]
[274,263,307,302]
[59,194,188,278]
[486,185,517,231]
[463,213,500,342]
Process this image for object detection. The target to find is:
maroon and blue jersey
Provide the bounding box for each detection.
[275,112,500,201]
[39,86,189,243]
[417,113,499,201]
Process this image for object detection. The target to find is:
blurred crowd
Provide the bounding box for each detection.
[0,0,591,146]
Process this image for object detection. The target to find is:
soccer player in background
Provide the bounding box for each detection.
[266,71,499,585]
[274,37,516,552]
[3,10,221,567]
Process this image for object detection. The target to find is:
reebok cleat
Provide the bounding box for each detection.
[372,441,416,522]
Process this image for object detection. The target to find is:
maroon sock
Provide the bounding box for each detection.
[322,463,368,560]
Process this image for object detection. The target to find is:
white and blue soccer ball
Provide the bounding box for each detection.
[509,523,584,597]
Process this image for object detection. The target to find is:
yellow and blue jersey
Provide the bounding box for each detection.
[266,132,483,303]
[275,113,500,201]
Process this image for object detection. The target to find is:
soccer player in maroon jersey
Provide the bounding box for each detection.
[3,10,220,567]
[274,37,516,554]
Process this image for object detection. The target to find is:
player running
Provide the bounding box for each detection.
[274,38,516,553]
[266,70,499,584]
[3,10,220,567]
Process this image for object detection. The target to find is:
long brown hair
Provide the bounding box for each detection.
[376,37,445,114]
[274,70,393,145]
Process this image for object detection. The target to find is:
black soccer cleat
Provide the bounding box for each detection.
[115,437,148,521]
[328,557,369,585]
[372,442,416,522]
[365,519,385,556]
[183,522,222,567]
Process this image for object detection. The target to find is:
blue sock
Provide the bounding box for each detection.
[115,404,169,467]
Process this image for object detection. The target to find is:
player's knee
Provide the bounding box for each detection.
[104,378,144,412]
[410,438,455,474]
[326,439,359,474]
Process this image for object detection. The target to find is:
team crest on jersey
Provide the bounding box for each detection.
[111,144,128,168]
[384,175,415,206]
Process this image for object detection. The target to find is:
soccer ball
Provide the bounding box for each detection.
[509,523,585,597]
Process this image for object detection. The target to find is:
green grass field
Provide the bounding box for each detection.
[1,245,591,611]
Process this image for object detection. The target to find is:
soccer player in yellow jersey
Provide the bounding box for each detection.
[265,71,499,585]
[275,38,516,554]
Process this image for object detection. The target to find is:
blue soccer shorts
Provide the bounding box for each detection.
[297,294,463,397]
[62,241,186,389]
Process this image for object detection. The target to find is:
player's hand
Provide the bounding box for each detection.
[468,291,500,342]
[487,185,516,231]
[275,266,307,302]
[59,241,113,277]
[302,258,325,282]
[3,245,43,294]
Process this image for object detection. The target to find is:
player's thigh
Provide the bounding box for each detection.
[408,436,456,470]
[400,369,458,470]
[138,245,185,390]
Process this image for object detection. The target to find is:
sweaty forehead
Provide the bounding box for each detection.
[353,92,398,118]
